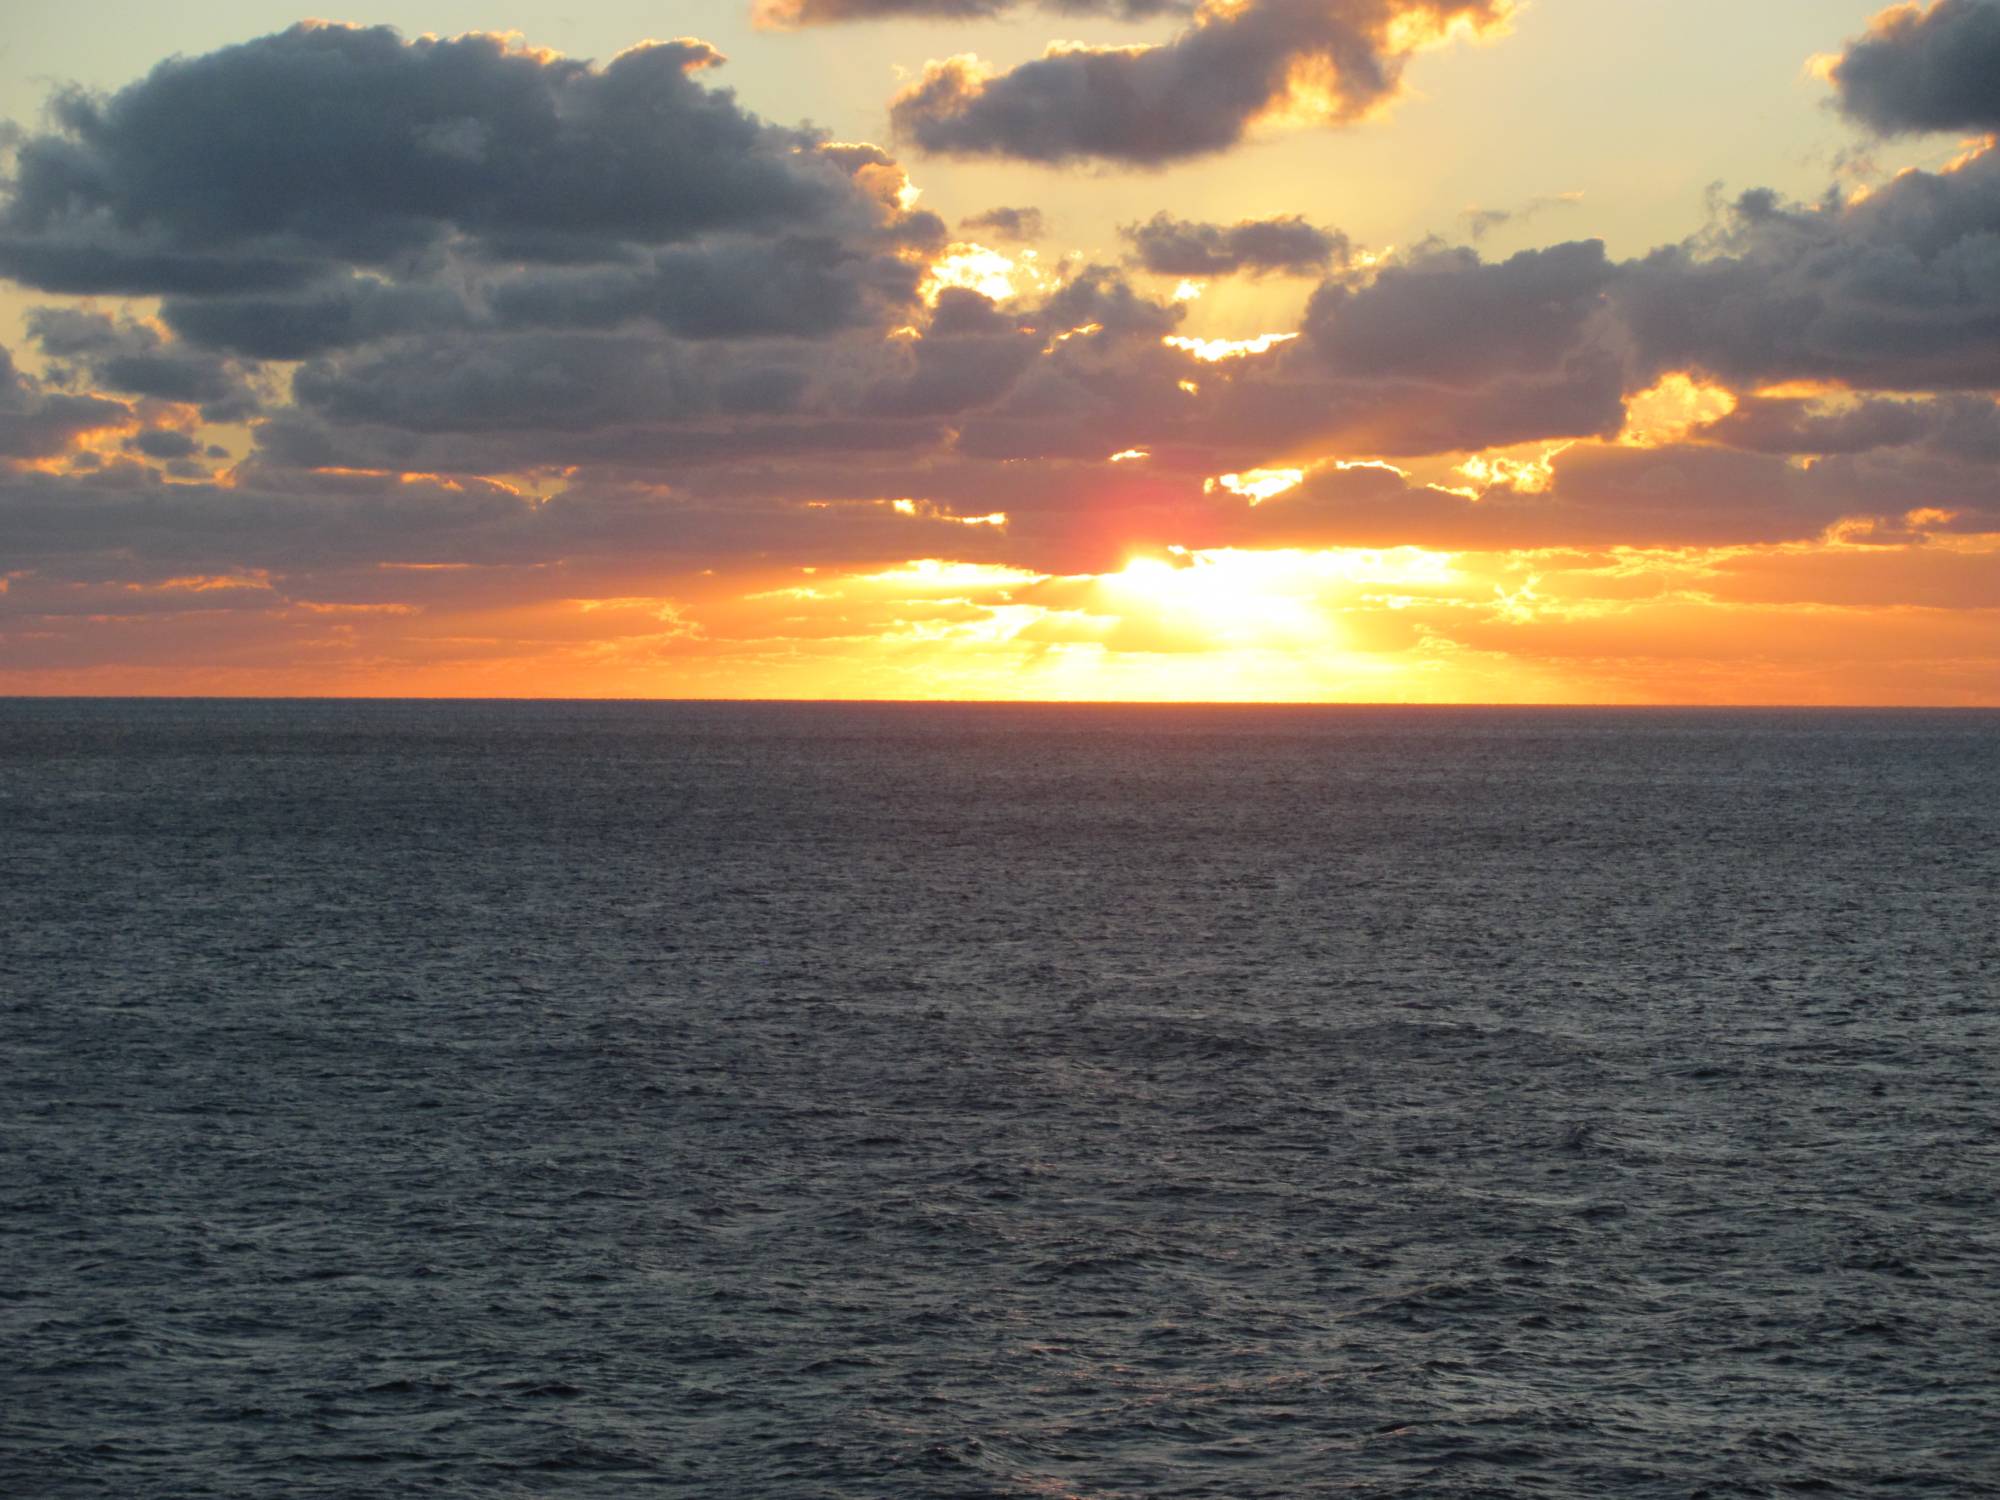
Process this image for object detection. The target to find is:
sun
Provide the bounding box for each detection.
[1096,546,1461,652]
[1100,552,1332,650]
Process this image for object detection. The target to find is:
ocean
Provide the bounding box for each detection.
[3,700,1996,1497]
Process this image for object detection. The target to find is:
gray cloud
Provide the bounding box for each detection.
[1832,0,2000,136]
[861,293,1043,416]
[159,276,478,361]
[1036,265,1188,338]
[0,241,324,298]
[1122,212,1348,276]
[1235,442,1843,551]
[0,24,880,296]
[960,206,1047,243]
[1697,395,1940,455]
[126,429,202,461]
[0,347,133,460]
[1305,240,1616,385]
[289,334,718,435]
[491,236,923,341]
[1616,160,2000,390]
[0,462,1020,591]
[890,0,1512,165]
[26,308,262,421]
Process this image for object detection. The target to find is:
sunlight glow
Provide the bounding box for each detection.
[888,498,1010,527]
[1621,373,1738,447]
[860,560,1046,590]
[1209,467,1306,503]
[1103,553,1330,648]
[1384,2,1519,54]
[1455,442,1573,494]
[1047,322,1103,347]
[1163,332,1298,362]
[922,242,1023,304]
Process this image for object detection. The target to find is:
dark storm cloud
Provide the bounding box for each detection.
[960,206,1047,243]
[0,24,873,296]
[755,0,1193,24]
[1616,160,2000,390]
[1122,212,1348,277]
[890,0,1512,165]
[1831,0,2000,135]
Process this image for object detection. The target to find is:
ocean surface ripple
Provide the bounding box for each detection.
[3,701,1997,1497]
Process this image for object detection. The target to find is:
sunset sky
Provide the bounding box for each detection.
[2,0,1997,701]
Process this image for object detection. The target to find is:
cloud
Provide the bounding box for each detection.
[1616,156,2000,390]
[26,308,261,421]
[861,291,1044,415]
[0,460,1025,591]
[1122,212,1348,276]
[159,275,479,361]
[0,24,884,296]
[287,333,723,435]
[889,0,1514,165]
[0,347,133,461]
[1459,191,1584,242]
[1696,394,1940,454]
[1036,263,1190,337]
[490,236,924,341]
[960,206,1047,242]
[6,17,2000,640]
[1229,442,1850,551]
[1305,240,1616,385]
[1830,0,2000,135]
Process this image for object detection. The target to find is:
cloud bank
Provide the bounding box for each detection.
[0,16,1996,699]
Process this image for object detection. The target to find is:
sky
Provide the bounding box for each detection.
[0,0,1996,701]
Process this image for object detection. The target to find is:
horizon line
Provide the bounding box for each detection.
[4,695,1996,711]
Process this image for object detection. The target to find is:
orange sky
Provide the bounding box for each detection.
[1,2,1996,701]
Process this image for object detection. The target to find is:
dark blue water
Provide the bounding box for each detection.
[4,701,1997,1497]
